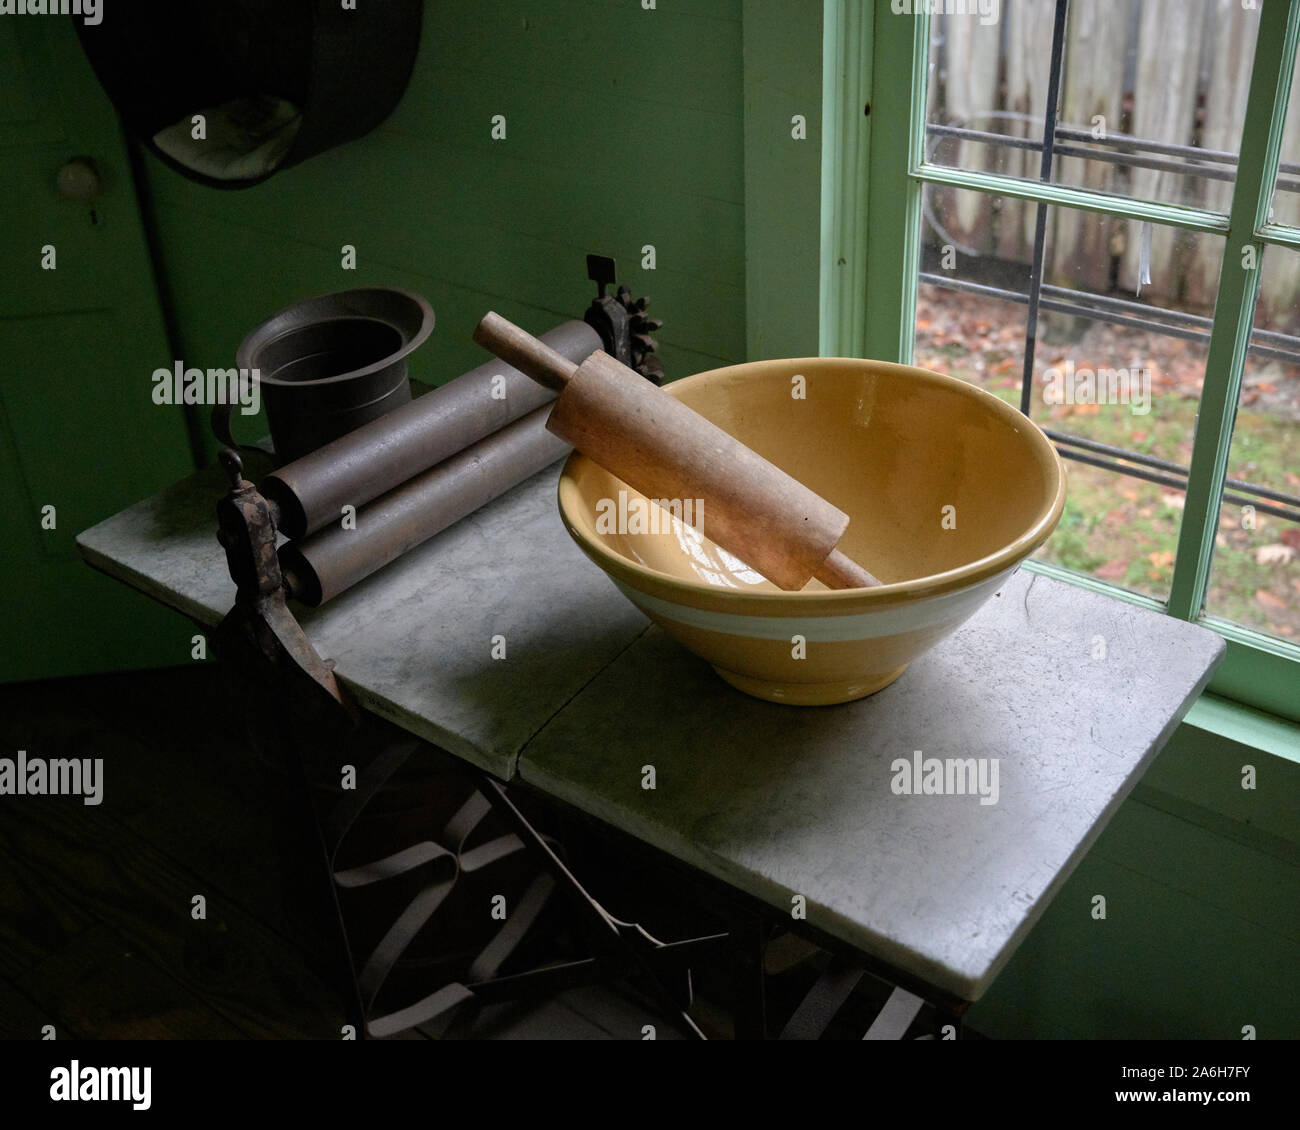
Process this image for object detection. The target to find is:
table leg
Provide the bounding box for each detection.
[731,918,770,1040]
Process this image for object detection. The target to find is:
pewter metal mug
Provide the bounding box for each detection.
[213,288,434,464]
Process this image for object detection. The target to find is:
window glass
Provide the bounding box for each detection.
[925,0,1262,214]
[914,188,1229,601]
[1205,245,1300,639]
[1267,46,1300,226]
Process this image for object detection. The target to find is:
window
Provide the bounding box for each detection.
[835,0,1300,720]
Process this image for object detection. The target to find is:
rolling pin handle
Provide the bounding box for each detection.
[813,548,883,589]
[474,312,582,392]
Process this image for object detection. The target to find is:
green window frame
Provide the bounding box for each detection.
[822,0,1300,722]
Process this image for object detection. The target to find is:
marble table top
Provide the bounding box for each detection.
[77,463,650,780]
[516,569,1225,1001]
[80,467,1224,1000]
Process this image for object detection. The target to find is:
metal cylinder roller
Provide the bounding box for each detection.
[262,319,602,539]
[280,406,567,606]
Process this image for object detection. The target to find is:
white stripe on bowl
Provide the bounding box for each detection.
[612,570,1015,643]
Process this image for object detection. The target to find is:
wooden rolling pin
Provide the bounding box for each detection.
[473,312,881,590]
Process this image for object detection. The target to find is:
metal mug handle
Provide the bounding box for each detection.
[210,403,276,461]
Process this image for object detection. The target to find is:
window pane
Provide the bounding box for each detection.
[912,191,1224,601]
[925,0,1261,214]
[1031,211,1224,464]
[1054,0,1259,211]
[1268,46,1300,227]
[1027,211,1224,601]
[1205,246,1300,639]
[1043,470,1188,600]
[916,185,1030,403]
[925,1,1054,179]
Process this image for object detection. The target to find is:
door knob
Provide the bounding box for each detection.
[57,157,102,203]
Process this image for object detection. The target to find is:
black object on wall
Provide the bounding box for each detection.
[75,0,423,189]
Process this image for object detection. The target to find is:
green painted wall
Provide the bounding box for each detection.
[970,716,1300,1038]
[742,0,825,360]
[140,0,747,454]
[0,15,195,681]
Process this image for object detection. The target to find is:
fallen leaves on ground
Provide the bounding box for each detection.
[1255,544,1297,566]
[915,284,1300,637]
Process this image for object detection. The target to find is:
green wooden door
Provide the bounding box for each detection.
[0,16,195,682]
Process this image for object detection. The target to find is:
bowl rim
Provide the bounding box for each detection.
[556,356,1067,608]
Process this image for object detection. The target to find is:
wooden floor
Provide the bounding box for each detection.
[0,664,351,1039]
[0,665,695,1040]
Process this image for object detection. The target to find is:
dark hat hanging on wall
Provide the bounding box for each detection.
[75,0,423,189]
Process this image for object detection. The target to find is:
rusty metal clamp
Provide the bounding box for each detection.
[213,448,358,724]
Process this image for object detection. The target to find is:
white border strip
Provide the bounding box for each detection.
[612,570,1015,643]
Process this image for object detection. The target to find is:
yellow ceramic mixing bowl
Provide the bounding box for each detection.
[557,358,1066,705]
